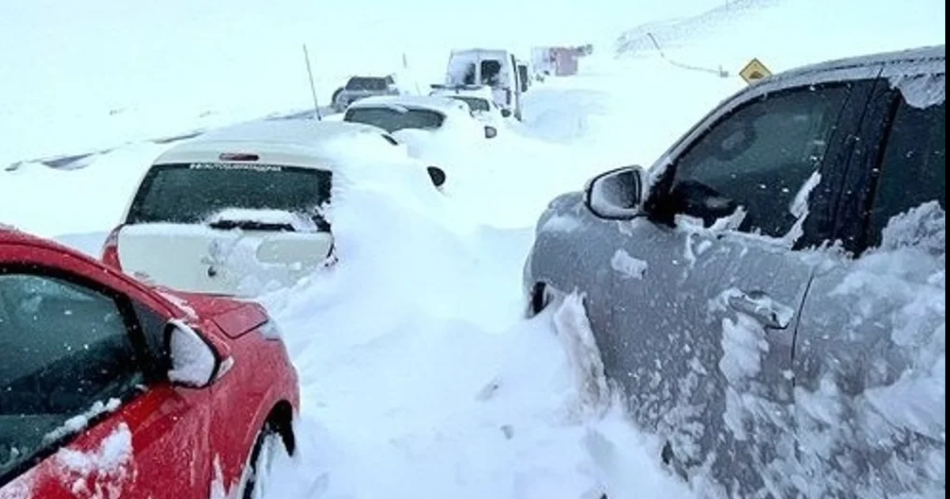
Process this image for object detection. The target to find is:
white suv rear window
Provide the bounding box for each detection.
[126,163,331,227]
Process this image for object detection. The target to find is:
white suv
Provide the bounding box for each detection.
[101,120,446,296]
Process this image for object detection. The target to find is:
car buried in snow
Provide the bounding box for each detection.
[429,84,513,126]
[523,45,946,498]
[0,227,299,499]
[100,120,448,297]
[330,74,403,113]
[342,95,500,142]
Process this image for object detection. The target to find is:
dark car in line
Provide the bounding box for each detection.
[330,75,402,113]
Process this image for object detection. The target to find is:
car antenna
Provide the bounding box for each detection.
[302,44,324,121]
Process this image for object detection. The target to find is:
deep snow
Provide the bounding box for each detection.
[1,0,946,498]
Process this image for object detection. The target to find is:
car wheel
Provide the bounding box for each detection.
[241,415,296,499]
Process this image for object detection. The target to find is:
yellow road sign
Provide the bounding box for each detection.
[740,58,772,85]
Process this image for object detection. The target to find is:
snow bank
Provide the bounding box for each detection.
[389,116,605,229]
[250,142,687,497]
[0,144,164,238]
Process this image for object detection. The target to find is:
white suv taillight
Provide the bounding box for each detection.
[101,224,125,270]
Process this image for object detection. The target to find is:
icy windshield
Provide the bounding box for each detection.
[343,107,445,133]
[126,163,331,225]
[449,96,491,112]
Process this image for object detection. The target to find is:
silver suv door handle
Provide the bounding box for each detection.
[727,290,795,330]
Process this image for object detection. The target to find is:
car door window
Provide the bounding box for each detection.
[667,85,849,238]
[866,99,946,248]
[0,273,144,479]
[480,60,502,86]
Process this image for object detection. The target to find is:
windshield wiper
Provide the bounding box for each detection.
[208,220,297,232]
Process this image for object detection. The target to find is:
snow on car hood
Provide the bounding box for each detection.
[52,423,135,499]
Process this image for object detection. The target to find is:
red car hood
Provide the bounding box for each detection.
[157,288,269,340]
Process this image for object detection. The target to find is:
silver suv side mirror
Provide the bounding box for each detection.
[585,166,647,219]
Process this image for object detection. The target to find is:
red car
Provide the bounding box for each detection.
[0,227,300,499]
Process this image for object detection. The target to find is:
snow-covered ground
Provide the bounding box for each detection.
[0,0,945,498]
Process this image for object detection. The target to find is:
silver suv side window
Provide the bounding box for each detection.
[867,99,946,248]
[668,85,849,238]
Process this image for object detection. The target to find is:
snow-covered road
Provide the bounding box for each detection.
[1,0,945,497]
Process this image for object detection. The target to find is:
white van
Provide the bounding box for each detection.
[445,49,525,120]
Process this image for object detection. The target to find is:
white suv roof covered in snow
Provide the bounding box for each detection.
[155,120,400,168]
[110,119,444,297]
[347,95,472,117]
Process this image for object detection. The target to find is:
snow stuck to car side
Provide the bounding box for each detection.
[53,424,134,499]
[891,73,947,110]
[43,399,123,446]
[710,203,946,499]
[610,249,648,280]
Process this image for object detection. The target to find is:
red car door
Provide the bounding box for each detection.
[0,242,214,498]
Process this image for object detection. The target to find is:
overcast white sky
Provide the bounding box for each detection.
[0,0,728,77]
[0,0,732,114]
[0,0,943,132]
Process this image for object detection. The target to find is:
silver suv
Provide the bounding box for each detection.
[524,45,945,498]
